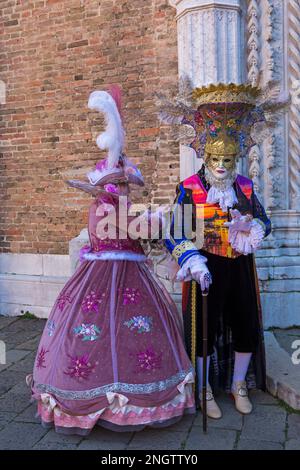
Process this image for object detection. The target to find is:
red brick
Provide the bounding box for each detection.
[0,0,179,254]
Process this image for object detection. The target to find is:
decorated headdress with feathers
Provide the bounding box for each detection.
[87,86,144,186]
[156,78,290,159]
[88,86,125,170]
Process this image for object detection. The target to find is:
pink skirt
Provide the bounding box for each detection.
[30,259,195,435]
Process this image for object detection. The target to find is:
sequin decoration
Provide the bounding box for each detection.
[57,292,72,312]
[36,347,49,369]
[123,288,141,305]
[47,320,55,337]
[64,354,97,381]
[81,291,103,314]
[135,347,162,372]
[124,316,153,334]
[73,323,101,342]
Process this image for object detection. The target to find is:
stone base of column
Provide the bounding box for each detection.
[256,247,300,328]
[0,253,70,319]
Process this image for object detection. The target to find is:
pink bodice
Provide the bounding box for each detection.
[85,193,145,259]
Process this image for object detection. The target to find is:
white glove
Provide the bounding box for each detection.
[224,209,265,255]
[223,209,252,233]
[176,255,212,292]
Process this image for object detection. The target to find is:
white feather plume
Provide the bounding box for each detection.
[88,90,125,169]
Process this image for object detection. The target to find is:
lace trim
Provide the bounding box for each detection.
[82,252,147,262]
[228,218,265,255]
[35,368,194,400]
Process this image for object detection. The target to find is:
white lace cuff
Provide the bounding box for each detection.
[228,218,265,255]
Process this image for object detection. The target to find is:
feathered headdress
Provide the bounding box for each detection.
[86,86,144,187]
[156,78,290,159]
[88,86,125,169]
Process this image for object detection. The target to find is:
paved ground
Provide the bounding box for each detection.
[0,315,299,451]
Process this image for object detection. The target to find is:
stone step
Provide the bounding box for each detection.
[265,331,300,410]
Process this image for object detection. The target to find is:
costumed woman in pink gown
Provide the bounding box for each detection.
[28,87,195,435]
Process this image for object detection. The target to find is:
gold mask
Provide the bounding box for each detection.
[205,153,237,180]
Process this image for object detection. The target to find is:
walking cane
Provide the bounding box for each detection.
[201,287,209,434]
[191,279,209,433]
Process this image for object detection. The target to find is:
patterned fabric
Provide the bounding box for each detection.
[183,254,266,395]
[30,190,195,433]
[165,164,271,260]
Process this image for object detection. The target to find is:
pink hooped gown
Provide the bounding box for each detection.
[30,191,195,435]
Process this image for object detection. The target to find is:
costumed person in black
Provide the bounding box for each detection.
[160,82,288,419]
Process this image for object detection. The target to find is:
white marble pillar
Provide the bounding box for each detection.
[169,0,300,328]
[169,0,246,178]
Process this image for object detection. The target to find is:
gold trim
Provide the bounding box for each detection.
[205,138,239,155]
[172,240,197,261]
[191,280,197,393]
[192,83,260,106]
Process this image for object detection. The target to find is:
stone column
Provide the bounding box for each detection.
[244,0,300,328]
[168,0,300,328]
[169,0,246,179]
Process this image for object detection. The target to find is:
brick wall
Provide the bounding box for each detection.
[0,0,180,254]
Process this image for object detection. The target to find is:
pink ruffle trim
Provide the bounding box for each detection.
[37,386,194,431]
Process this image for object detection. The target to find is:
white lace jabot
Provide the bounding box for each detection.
[206,185,238,212]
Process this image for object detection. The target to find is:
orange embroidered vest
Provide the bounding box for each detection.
[183,174,253,258]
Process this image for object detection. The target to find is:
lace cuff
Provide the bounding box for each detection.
[228,218,265,255]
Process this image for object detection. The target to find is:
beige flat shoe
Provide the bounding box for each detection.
[199,384,222,419]
[231,380,253,415]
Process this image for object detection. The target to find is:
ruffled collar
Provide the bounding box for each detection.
[197,164,238,212]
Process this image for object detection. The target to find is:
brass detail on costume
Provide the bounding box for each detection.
[192,83,260,106]
[231,381,253,415]
[205,137,239,156]
[172,240,197,261]
[199,384,222,420]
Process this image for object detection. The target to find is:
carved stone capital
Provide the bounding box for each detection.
[168,0,242,19]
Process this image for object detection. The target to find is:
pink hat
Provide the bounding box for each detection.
[87,154,144,187]
[87,86,144,187]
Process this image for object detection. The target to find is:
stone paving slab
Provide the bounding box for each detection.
[14,404,41,424]
[6,349,32,365]
[194,402,243,431]
[2,331,42,351]
[7,351,36,372]
[237,439,284,450]
[240,404,287,444]
[0,369,26,395]
[0,412,17,431]
[0,391,32,414]
[249,389,280,405]
[185,428,237,450]
[0,421,48,450]
[162,414,195,433]
[16,336,42,351]
[36,428,84,446]
[127,429,187,450]
[285,438,300,450]
[0,317,19,330]
[287,413,300,439]
[78,427,133,451]
[33,442,79,450]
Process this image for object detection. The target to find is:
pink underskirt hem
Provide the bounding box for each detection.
[36,387,195,432]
